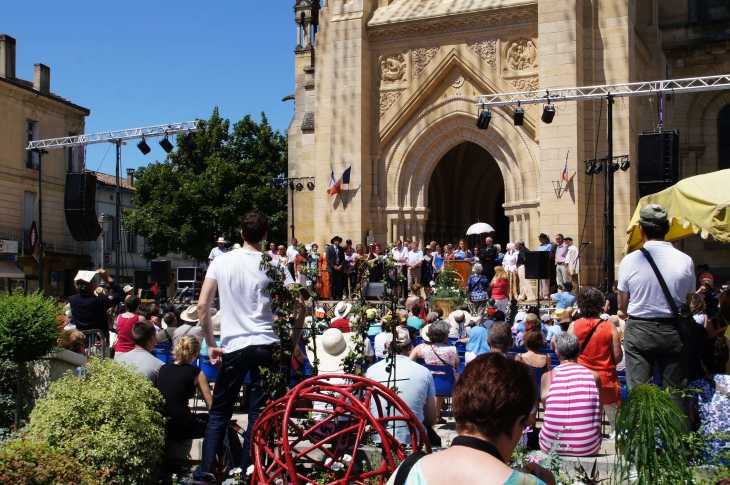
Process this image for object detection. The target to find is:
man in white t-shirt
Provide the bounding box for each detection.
[390,239,409,297]
[618,204,695,417]
[407,241,424,290]
[193,212,306,482]
[286,237,299,279]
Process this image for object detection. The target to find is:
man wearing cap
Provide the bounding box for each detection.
[326,236,346,300]
[69,268,125,339]
[564,237,580,294]
[366,326,437,444]
[618,204,695,418]
[173,305,204,346]
[208,237,228,264]
[193,212,306,482]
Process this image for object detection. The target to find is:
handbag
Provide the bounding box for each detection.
[640,248,702,342]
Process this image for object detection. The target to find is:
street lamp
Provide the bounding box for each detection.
[98,213,110,270]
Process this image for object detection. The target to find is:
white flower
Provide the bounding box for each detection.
[230,467,242,475]
[246,465,254,475]
[222,479,237,485]
[324,458,333,466]
[330,462,344,471]
[341,454,352,463]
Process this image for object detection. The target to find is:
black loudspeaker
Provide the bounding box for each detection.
[362,283,385,300]
[524,251,550,280]
[64,173,102,241]
[638,131,680,198]
[150,260,171,284]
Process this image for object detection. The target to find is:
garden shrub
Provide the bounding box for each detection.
[26,358,166,485]
[0,437,118,485]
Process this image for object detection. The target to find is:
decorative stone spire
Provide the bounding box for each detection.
[294,0,320,50]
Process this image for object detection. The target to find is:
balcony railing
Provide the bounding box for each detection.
[0,226,90,256]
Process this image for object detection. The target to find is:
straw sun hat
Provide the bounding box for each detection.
[305,328,357,372]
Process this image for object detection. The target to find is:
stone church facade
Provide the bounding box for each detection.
[287,0,730,286]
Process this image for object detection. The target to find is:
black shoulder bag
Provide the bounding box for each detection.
[640,248,702,343]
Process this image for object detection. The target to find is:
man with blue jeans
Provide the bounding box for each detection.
[193,212,305,482]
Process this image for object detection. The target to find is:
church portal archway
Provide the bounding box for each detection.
[424,141,509,248]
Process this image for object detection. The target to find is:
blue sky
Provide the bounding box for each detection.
[6,1,295,175]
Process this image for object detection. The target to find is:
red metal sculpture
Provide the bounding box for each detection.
[251,374,432,485]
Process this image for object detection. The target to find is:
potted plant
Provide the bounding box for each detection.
[431,263,467,315]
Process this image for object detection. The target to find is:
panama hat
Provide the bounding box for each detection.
[333,302,352,319]
[447,310,472,329]
[210,311,222,336]
[217,237,226,243]
[306,328,357,372]
[420,324,432,343]
[123,285,134,293]
[331,236,343,244]
[180,305,200,323]
[551,308,568,320]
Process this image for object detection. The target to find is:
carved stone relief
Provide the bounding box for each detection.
[467,40,497,71]
[508,76,538,92]
[379,53,407,85]
[379,90,404,118]
[412,46,439,79]
[451,73,466,92]
[503,38,537,73]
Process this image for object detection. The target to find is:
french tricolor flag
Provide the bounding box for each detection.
[327,166,351,196]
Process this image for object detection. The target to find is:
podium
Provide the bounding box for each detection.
[445,259,473,290]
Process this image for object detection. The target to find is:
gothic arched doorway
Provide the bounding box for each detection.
[424,141,509,249]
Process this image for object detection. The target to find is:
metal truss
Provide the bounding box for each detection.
[26,120,201,150]
[475,75,730,107]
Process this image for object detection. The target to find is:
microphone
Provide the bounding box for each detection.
[180,286,189,296]
[581,242,592,245]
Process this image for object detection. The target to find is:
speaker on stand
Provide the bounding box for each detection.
[638,131,680,198]
[524,251,550,310]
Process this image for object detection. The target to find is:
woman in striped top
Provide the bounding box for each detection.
[539,332,603,456]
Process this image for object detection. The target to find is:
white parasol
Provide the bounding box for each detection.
[466,222,495,235]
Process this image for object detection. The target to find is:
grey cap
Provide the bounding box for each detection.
[639,204,668,224]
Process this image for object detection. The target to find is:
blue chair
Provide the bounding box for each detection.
[153,344,172,364]
[619,375,629,401]
[457,360,466,375]
[199,355,218,382]
[367,335,376,349]
[424,364,456,397]
[455,342,466,354]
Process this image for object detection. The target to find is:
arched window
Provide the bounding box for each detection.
[719,105,730,171]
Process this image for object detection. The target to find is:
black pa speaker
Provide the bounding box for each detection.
[150,260,171,284]
[362,283,385,300]
[64,173,102,241]
[638,131,680,198]
[524,251,550,280]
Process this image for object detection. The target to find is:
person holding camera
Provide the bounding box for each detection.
[69,268,125,339]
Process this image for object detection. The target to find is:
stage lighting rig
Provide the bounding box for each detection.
[513,106,524,126]
[541,104,556,124]
[137,138,151,155]
[159,135,174,153]
[476,108,491,129]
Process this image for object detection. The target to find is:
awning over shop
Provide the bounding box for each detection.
[0,261,25,279]
[624,169,730,254]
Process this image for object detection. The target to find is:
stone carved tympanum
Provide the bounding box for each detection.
[504,38,537,71]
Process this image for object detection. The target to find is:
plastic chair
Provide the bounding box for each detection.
[457,360,466,375]
[199,355,218,383]
[424,364,456,397]
[153,344,172,364]
[454,342,466,354]
[619,375,629,401]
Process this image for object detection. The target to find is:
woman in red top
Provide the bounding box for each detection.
[488,266,511,313]
[115,295,142,356]
[570,287,624,431]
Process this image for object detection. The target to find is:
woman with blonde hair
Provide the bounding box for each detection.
[489,266,511,313]
[276,245,288,267]
[453,239,473,261]
[156,335,213,440]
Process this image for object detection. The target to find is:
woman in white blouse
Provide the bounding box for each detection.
[502,242,519,273]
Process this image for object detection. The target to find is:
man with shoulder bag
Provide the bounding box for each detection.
[617,204,696,418]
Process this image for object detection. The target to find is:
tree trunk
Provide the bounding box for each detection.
[14,361,24,430]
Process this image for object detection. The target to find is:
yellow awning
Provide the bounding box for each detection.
[624,169,730,254]
[0,261,25,279]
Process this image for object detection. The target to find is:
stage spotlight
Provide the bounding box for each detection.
[182,133,196,151]
[541,105,556,124]
[611,162,620,173]
[476,109,491,130]
[513,107,524,126]
[137,138,151,155]
[289,181,295,191]
[586,164,594,175]
[620,160,631,171]
[594,162,604,174]
[307,181,315,191]
[159,136,174,154]
[296,183,304,191]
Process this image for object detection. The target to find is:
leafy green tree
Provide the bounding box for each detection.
[0,290,61,428]
[125,108,288,262]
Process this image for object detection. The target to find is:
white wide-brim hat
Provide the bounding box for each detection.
[211,310,222,336]
[447,310,472,329]
[333,302,352,319]
[180,305,200,323]
[217,237,226,243]
[305,328,357,372]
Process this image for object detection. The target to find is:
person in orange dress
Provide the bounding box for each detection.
[317,246,331,299]
[569,286,623,433]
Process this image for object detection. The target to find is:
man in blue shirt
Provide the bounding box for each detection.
[551,282,577,308]
[208,237,228,264]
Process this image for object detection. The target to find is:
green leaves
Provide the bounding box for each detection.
[0,290,61,364]
[26,358,166,485]
[125,108,288,262]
